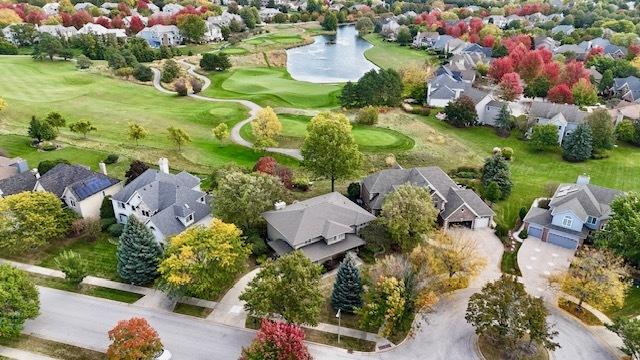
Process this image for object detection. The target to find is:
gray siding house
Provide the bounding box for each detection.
[263,192,376,263]
[528,102,587,144]
[361,166,494,229]
[523,175,623,249]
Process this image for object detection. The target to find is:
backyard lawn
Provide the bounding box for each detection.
[605,286,640,319]
[239,114,414,152]
[0,56,297,172]
[363,34,436,70]
[203,67,342,109]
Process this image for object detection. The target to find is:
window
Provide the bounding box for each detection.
[587,216,597,225]
[187,214,193,222]
[142,210,150,217]
[562,215,573,228]
[119,202,126,209]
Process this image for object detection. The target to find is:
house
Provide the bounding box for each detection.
[0,156,29,180]
[263,192,376,263]
[101,2,120,10]
[463,87,495,125]
[528,102,587,143]
[208,11,243,27]
[136,24,182,47]
[426,73,470,107]
[608,100,640,124]
[587,67,602,83]
[78,23,126,38]
[162,3,184,15]
[553,44,587,60]
[204,22,223,42]
[523,175,623,249]
[483,15,507,28]
[35,163,122,218]
[37,25,78,40]
[551,24,575,35]
[0,171,38,197]
[460,43,493,58]
[42,2,60,15]
[612,76,640,102]
[1,26,17,44]
[412,31,439,48]
[380,19,400,40]
[361,166,494,229]
[534,36,558,50]
[433,36,467,54]
[74,2,96,11]
[258,8,281,22]
[111,158,212,244]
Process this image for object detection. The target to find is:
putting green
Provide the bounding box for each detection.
[203,67,342,109]
[240,114,414,152]
[220,47,249,55]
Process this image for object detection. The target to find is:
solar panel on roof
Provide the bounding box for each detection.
[73,176,113,200]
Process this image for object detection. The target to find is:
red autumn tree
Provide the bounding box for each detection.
[111,15,124,28]
[547,83,574,104]
[240,319,312,360]
[107,318,163,360]
[518,50,544,82]
[587,46,604,61]
[503,34,532,52]
[275,165,293,189]
[469,33,480,44]
[148,14,169,26]
[629,43,640,57]
[128,15,145,33]
[499,72,523,101]
[489,57,514,82]
[61,12,72,27]
[118,2,131,16]
[136,0,149,10]
[543,62,561,84]
[481,35,495,48]
[561,60,589,87]
[25,9,45,25]
[253,156,277,175]
[536,47,553,63]
[469,17,483,33]
[507,43,528,68]
[71,10,92,29]
[95,16,111,28]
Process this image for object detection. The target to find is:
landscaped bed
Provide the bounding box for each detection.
[28,273,144,304]
[558,298,604,326]
[173,303,214,318]
[477,335,548,360]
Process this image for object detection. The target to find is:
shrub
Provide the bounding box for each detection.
[501,147,513,160]
[40,142,57,151]
[70,218,101,241]
[495,224,508,239]
[519,207,528,221]
[108,223,124,237]
[0,38,18,55]
[356,106,378,125]
[101,217,116,231]
[200,52,231,71]
[104,154,119,164]
[107,318,163,360]
[115,67,134,77]
[174,78,188,96]
[347,182,361,200]
[518,228,528,239]
[100,196,115,220]
[38,159,70,175]
[190,78,202,93]
[133,64,153,81]
[76,55,92,69]
[247,233,269,257]
[591,148,610,159]
[161,59,180,83]
[292,175,311,191]
[410,106,431,116]
[54,250,88,286]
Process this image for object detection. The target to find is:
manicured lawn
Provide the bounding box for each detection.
[0,335,104,360]
[419,113,640,229]
[363,34,437,70]
[220,46,249,55]
[244,33,304,45]
[501,242,522,276]
[28,273,144,303]
[173,303,214,318]
[605,285,640,319]
[0,56,298,171]
[203,67,342,109]
[239,114,414,152]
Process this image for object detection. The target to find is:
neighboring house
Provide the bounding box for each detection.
[74,2,96,11]
[78,23,127,38]
[361,166,494,229]
[162,3,184,15]
[551,25,575,35]
[460,43,493,58]
[480,99,509,127]
[523,175,623,249]
[426,72,470,107]
[612,76,640,103]
[207,11,243,27]
[483,15,507,28]
[204,22,223,42]
[111,158,212,244]
[587,66,602,83]
[258,8,281,22]
[412,31,439,48]
[608,100,640,124]
[136,24,182,47]
[38,25,78,39]
[460,87,494,125]
[553,44,587,60]
[528,102,587,143]
[42,2,60,15]
[101,2,120,9]
[0,171,38,197]
[534,36,558,50]
[381,19,400,40]
[2,26,17,45]
[0,156,29,180]
[35,163,122,218]
[263,192,376,263]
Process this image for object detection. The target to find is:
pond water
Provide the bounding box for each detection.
[286,24,379,83]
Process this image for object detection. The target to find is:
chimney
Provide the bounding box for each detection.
[158,157,169,174]
[99,162,107,176]
[576,174,590,185]
[31,168,40,179]
[274,201,286,210]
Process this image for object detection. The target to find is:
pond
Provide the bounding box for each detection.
[286,24,379,83]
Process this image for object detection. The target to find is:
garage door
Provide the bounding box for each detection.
[473,217,490,229]
[548,232,578,249]
[528,226,543,238]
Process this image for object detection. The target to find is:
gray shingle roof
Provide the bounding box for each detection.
[0,172,37,196]
[263,192,376,249]
[38,164,119,199]
[267,233,365,263]
[549,183,622,220]
[111,169,199,203]
[461,87,491,105]
[529,102,587,124]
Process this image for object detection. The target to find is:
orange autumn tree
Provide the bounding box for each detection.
[107,317,163,360]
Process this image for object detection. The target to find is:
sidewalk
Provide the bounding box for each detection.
[0,345,59,360]
[207,268,260,327]
[305,322,393,349]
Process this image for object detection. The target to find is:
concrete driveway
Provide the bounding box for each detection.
[517,237,575,300]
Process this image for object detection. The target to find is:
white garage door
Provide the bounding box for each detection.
[473,217,490,229]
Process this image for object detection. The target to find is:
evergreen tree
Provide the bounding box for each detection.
[117,217,162,285]
[494,104,511,134]
[562,124,593,162]
[331,254,363,313]
[481,154,512,200]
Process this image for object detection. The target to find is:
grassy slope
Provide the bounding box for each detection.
[363,34,435,70]
[0,56,298,171]
[202,67,342,109]
[240,114,414,152]
[420,114,640,228]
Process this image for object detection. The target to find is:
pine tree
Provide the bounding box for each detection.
[562,124,593,162]
[481,154,512,200]
[331,254,363,313]
[117,217,162,285]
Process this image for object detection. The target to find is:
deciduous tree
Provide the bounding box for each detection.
[251,106,282,149]
[301,112,362,192]
[547,83,573,104]
[124,160,149,184]
[444,95,478,127]
[529,124,559,151]
[488,56,514,82]
[177,14,206,43]
[158,219,250,298]
[117,217,162,286]
[200,52,231,71]
[127,122,147,145]
[69,121,97,139]
[321,11,337,31]
[595,193,640,265]
[44,111,66,129]
[571,78,598,107]
[240,251,324,325]
[499,72,523,101]
[166,126,191,151]
[606,317,640,360]
[355,17,373,36]
[586,109,616,151]
[240,319,312,360]
[28,115,57,142]
[212,123,229,142]
[0,265,39,340]
[107,318,163,360]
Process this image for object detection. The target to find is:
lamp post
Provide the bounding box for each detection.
[336,308,342,343]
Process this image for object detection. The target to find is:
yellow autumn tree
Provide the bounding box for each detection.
[359,276,406,337]
[251,106,282,149]
[400,65,431,99]
[158,219,251,298]
[0,9,22,27]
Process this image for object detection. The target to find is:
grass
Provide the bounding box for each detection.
[244,33,304,45]
[558,298,604,326]
[501,242,522,276]
[417,113,640,229]
[203,67,342,109]
[239,114,414,152]
[0,334,104,360]
[605,285,640,319]
[363,34,437,70]
[478,335,548,360]
[173,303,214,318]
[0,56,298,172]
[28,273,143,304]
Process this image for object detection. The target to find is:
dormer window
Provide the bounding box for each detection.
[187,214,193,222]
[562,215,573,228]
[142,210,150,217]
[587,216,597,225]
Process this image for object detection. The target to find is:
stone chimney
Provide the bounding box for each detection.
[158,157,169,174]
[274,201,286,210]
[99,162,107,176]
[576,174,590,185]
